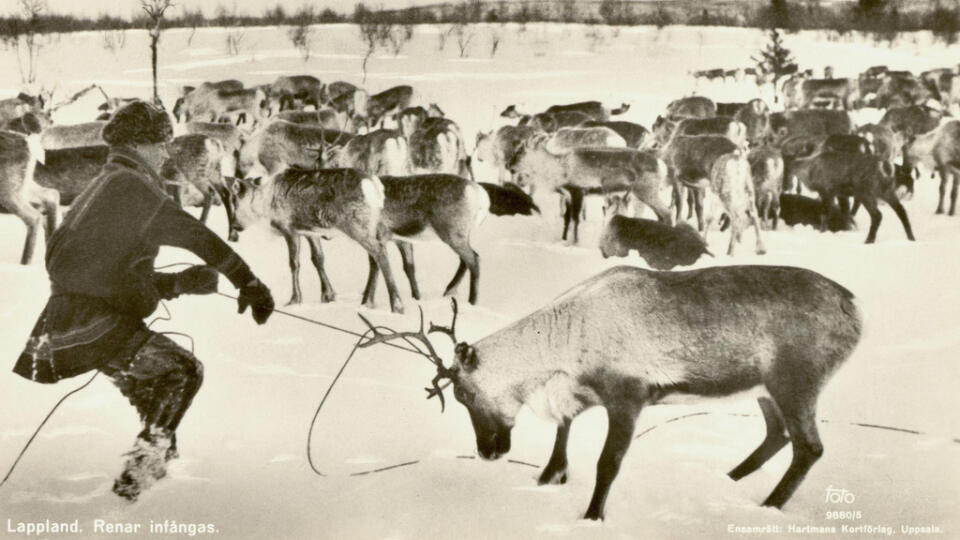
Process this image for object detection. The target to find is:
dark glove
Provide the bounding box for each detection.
[237,278,274,325]
[154,266,220,300]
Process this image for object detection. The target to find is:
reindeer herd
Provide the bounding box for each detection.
[0,58,957,520]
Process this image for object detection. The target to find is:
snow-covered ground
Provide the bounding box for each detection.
[1,23,958,540]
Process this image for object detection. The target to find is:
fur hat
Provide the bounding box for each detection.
[102,101,173,146]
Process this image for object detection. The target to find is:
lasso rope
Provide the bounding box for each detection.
[3,279,957,489]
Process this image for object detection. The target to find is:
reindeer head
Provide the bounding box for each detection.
[229,174,271,234]
[358,300,516,461]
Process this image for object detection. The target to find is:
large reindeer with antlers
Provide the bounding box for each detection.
[359,265,863,521]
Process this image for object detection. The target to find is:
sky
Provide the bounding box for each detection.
[1,0,420,18]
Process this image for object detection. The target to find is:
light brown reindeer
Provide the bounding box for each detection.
[0,127,60,264]
[358,265,863,521]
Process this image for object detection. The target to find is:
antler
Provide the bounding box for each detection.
[357,305,458,412]
[428,297,458,345]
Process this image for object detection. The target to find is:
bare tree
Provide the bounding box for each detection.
[225,29,245,56]
[0,0,48,85]
[288,6,314,61]
[141,0,175,106]
[356,4,414,83]
[102,29,127,53]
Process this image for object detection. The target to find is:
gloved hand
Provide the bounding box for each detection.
[154,266,220,299]
[237,278,274,325]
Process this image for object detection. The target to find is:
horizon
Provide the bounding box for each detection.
[1,0,425,19]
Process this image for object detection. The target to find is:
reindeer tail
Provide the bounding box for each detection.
[611,103,631,116]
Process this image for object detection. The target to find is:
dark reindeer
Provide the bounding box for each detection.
[358,265,863,521]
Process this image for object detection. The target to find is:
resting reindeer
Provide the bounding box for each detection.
[358,264,863,520]
[598,192,710,269]
[0,128,59,264]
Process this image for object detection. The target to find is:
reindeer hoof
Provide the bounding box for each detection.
[228,232,239,242]
[286,296,302,306]
[321,293,336,303]
[538,467,568,486]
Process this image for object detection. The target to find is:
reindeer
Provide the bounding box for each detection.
[39,121,106,150]
[274,109,357,133]
[598,192,710,269]
[33,145,108,205]
[237,120,354,178]
[0,128,60,264]
[578,120,650,149]
[501,101,630,123]
[520,111,593,133]
[855,124,903,163]
[472,125,540,184]
[405,117,470,177]
[748,145,784,229]
[175,83,269,128]
[902,119,960,216]
[231,167,405,313]
[183,121,244,176]
[664,96,716,119]
[660,134,740,230]
[0,93,45,123]
[543,126,627,153]
[508,139,672,226]
[703,150,766,255]
[803,151,915,243]
[358,264,863,520]
[160,134,236,237]
[330,129,410,176]
[365,85,414,128]
[362,174,489,306]
[269,74,324,112]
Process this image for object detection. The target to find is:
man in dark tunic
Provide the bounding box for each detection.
[13,101,275,501]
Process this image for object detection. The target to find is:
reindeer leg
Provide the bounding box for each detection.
[860,197,883,244]
[10,199,43,265]
[199,191,213,224]
[686,188,696,220]
[538,418,572,486]
[395,240,420,300]
[749,206,766,255]
[277,226,303,305]
[694,187,706,232]
[950,168,959,216]
[761,382,824,508]
[362,255,380,308]
[33,186,60,243]
[936,166,948,214]
[729,397,788,480]
[443,240,480,305]
[884,195,915,241]
[305,236,336,302]
[583,403,642,521]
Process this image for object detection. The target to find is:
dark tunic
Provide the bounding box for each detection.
[14,147,256,383]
